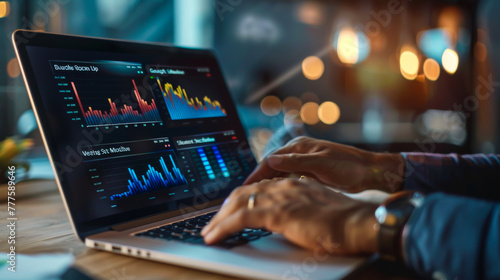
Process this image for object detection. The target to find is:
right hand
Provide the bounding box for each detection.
[244,136,404,193]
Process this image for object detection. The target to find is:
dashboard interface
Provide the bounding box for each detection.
[23,41,255,232]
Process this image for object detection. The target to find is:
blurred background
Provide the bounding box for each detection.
[0,0,499,164]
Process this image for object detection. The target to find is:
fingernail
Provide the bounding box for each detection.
[267,156,283,166]
[204,230,216,243]
[201,226,210,236]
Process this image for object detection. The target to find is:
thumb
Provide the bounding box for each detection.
[267,153,319,173]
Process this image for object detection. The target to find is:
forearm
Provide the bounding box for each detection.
[403,193,500,279]
[402,153,500,199]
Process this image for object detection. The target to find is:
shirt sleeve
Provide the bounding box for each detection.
[401,153,500,200]
[403,192,500,280]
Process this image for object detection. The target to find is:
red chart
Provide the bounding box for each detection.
[72,79,162,127]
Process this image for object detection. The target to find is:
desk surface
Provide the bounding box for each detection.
[0,180,421,280]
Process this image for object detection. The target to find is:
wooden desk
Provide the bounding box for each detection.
[0,180,234,280]
[0,180,421,280]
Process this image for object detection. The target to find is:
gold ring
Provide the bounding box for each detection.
[299,175,306,180]
[248,192,257,210]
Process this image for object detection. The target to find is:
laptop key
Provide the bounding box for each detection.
[183,228,201,234]
[135,211,272,249]
[249,230,272,237]
[241,233,260,241]
[220,236,249,248]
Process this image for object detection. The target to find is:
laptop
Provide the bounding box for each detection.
[12,30,364,279]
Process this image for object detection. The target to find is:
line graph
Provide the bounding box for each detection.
[156,78,227,120]
[109,155,187,201]
[72,79,162,127]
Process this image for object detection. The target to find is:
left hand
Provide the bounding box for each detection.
[201,178,379,255]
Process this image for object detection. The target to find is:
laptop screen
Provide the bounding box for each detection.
[14,31,256,239]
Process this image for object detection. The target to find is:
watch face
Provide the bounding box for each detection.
[375,206,387,224]
[375,206,398,226]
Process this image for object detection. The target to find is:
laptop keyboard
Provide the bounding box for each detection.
[135,211,272,248]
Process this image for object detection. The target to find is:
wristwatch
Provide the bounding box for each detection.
[375,191,424,261]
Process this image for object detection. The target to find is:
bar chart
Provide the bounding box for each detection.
[72,79,162,127]
[109,154,188,201]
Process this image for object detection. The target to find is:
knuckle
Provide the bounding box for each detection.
[280,178,302,189]
[232,186,245,196]
[276,202,292,214]
[290,136,311,147]
[287,153,300,162]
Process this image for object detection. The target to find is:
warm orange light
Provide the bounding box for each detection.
[297,2,323,26]
[300,102,319,125]
[302,56,324,80]
[260,95,281,116]
[284,109,302,126]
[282,96,302,113]
[438,7,462,47]
[318,101,340,125]
[337,27,359,65]
[423,58,440,81]
[400,50,419,80]
[474,42,487,62]
[7,58,20,78]
[442,49,459,74]
[0,1,10,18]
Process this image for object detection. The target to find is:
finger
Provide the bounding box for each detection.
[266,153,322,174]
[243,145,296,185]
[202,194,249,235]
[203,207,281,244]
[243,159,285,185]
[202,182,270,235]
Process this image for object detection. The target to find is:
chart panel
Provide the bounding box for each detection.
[72,79,161,127]
[148,65,229,122]
[51,60,164,128]
[106,153,187,201]
[156,78,227,120]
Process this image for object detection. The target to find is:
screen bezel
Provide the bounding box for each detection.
[12,30,256,240]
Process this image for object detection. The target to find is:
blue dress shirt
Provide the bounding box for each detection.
[401,153,500,280]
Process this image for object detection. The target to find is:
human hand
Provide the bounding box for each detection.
[201,178,379,255]
[244,136,404,193]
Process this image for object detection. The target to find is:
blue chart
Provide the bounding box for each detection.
[110,155,187,201]
[198,146,230,180]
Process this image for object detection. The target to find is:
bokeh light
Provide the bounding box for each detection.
[301,92,320,103]
[333,27,370,65]
[302,56,324,80]
[442,48,459,74]
[418,28,452,62]
[282,96,302,113]
[318,101,340,125]
[423,58,440,81]
[0,1,10,18]
[260,95,281,116]
[336,27,359,65]
[7,58,20,78]
[296,2,323,26]
[284,109,302,126]
[400,50,419,80]
[300,102,319,125]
